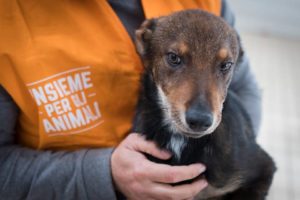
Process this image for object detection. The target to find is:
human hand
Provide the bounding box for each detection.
[111,133,207,200]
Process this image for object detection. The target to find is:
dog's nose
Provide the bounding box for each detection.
[185,109,213,131]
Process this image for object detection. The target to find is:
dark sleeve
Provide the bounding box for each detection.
[0,86,117,200]
[221,0,262,135]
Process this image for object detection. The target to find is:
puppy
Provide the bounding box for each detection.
[133,10,276,200]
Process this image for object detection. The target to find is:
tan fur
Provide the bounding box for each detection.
[196,176,243,199]
[168,41,189,55]
[218,48,229,60]
[135,10,240,137]
[134,10,276,200]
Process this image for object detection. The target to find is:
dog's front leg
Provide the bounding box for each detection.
[225,159,276,200]
[224,185,267,200]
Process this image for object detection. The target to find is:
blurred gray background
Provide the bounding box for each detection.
[230,0,300,199]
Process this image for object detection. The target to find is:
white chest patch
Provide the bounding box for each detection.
[167,134,187,160]
[157,85,187,160]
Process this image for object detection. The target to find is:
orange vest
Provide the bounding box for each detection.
[0,0,221,150]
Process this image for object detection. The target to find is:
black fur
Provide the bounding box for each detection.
[132,71,276,199]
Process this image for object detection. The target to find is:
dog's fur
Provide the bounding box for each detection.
[133,10,276,200]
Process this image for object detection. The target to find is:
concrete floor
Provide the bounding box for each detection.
[230,0,300,39]
[240,32,300,200]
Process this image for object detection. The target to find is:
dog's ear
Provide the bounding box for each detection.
[135,19,156,56]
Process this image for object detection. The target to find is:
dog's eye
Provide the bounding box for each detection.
[167,53,182,67]
[220,62,233,73]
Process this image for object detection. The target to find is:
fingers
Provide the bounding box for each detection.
[113,133,207,200]
[129,133,171,160]
[127,134,206,184]
[144,162,206,184]
[152,178,208,200]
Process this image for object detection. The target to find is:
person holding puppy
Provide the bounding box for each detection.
[0,0,261,199]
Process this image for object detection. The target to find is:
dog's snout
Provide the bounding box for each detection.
[185,106,213,132]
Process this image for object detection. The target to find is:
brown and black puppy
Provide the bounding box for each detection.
[133,10,276,200]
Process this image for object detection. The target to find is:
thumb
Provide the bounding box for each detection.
[129,133,171,160]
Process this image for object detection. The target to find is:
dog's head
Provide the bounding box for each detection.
[135,10,242,138]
